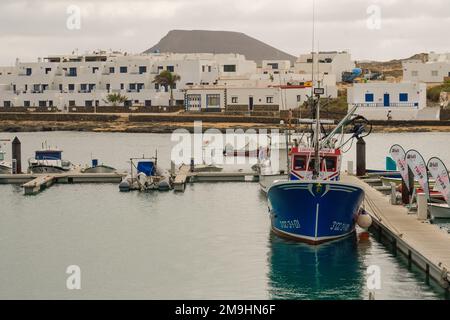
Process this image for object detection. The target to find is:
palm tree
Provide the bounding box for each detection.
[104,93,128,107]
[152,70,181,107]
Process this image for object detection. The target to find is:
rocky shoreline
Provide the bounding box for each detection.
[1,119,450,134]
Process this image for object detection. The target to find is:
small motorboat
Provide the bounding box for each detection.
[223,143,264,158]
[119,156,172,192]
[366,169,400,178]
[28,144,73,174]
[381,176,436,189]
[82,159,116,174]
[0,147,12,174]
[429,203,450,219]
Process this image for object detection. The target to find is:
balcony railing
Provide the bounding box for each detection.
[354,102,418,108]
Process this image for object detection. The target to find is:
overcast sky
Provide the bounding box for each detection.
[1,0,449,65]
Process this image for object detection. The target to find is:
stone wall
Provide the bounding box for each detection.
[68,106,184,113]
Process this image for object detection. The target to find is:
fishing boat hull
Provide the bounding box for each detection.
[429,203,450,219]
[82,165,116,174]
[267,180,365,244]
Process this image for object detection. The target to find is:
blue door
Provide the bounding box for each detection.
[384,94,390,107]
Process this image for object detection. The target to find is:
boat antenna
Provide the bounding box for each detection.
[312,0,321,179]
[311,0,315,100]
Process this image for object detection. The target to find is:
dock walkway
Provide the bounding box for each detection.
[344,174,450,288]
[173,165,190,192]
[0,171,126,195]
[173,164,259,192]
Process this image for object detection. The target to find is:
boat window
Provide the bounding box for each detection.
[293,156,307,170]
[307,158,316,171]
[324,157,337,172]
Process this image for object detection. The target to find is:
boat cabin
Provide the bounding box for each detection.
[290,147,341,181]
[35,150,63,161]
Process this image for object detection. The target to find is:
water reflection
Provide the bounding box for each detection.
[268,233,366,300]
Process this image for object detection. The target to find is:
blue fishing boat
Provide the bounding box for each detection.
[267,96,371,244]
[266,2,372,244]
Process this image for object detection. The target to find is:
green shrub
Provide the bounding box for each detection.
[427,83,450,102]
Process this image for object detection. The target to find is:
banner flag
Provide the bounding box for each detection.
[406,149,430,201]
[427,157,450,206]
[389,145,409,191]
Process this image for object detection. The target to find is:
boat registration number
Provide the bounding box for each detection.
[330,221,350,232]
[280,220,301,229]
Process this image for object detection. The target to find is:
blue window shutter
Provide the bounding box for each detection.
[365,93,374,102]
[399,93,408,102]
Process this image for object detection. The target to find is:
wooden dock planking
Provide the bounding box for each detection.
[0,171,127,195]
[22,175,56,195]
[172,164,259,192]
[173,165,190,192]
[343,174,450,287]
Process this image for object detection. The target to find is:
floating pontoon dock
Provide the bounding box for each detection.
[0,171,127,195]
[0,165,259,195]
[173,164,258,192]
[344,174,450,290]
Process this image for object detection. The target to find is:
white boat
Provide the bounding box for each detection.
[28,144,73,174]
[0,147,12,174]
[429,203,450,219]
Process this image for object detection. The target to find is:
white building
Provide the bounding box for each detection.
[403,53,450,83]
[0,50,340,112]
[347,82,439,121]
[0,51,257,110]
[185,85,316,112]
[294,51,355,82]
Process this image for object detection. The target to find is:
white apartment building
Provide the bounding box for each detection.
[294,51,355,82]
[0,51,257,110]
[185,85,316,112]
[347,82,439,121]
[403,52,450,83]
[0,50,340,112]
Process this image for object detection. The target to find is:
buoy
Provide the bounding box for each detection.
[357,209,373,229]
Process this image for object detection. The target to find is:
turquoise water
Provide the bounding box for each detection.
[0,132,449,299]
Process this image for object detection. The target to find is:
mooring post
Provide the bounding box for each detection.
[401,179,409,205]
[11,136,22,174]
[170,161,175,176]
[417,193,428,220]
[390,182,397,205]
[347,161,354,176]
[402,167,414,205]
[356,138,366,177]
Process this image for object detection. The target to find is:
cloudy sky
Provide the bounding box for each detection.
[1,0,449,65]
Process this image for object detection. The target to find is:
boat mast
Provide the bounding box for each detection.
[311,0,321,179]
